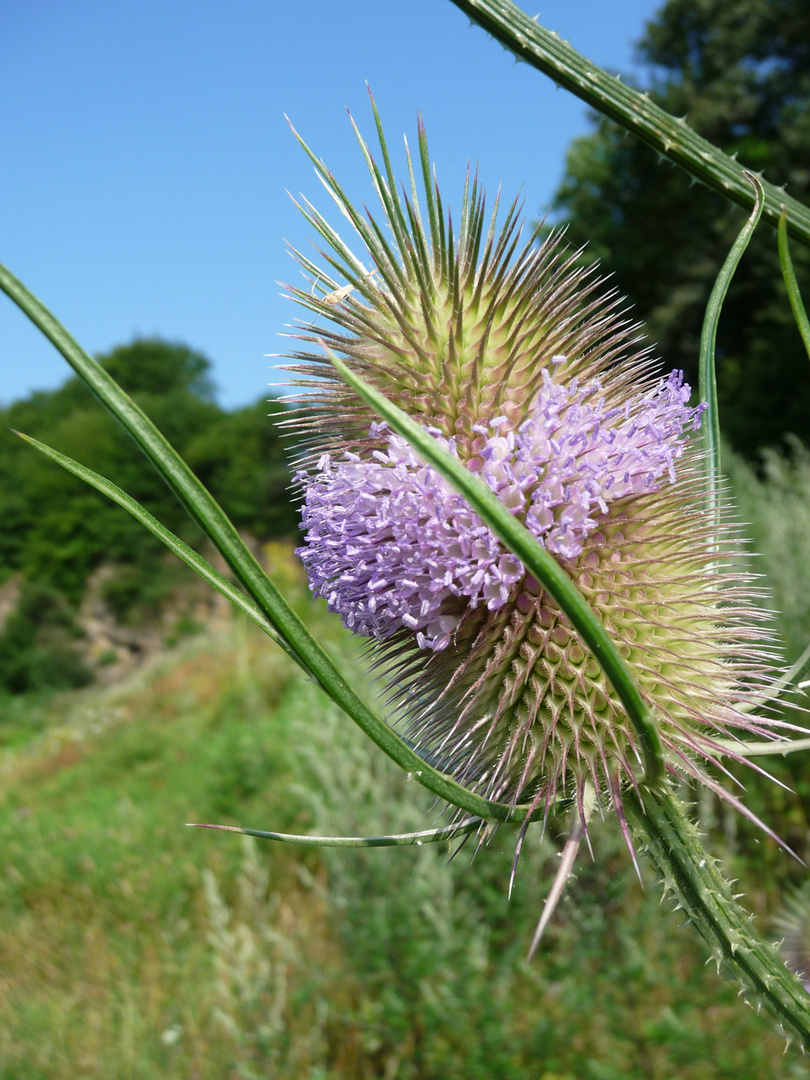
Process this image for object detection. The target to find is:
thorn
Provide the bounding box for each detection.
[527,791,593,960]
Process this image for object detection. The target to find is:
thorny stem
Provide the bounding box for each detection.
[626,788,810,1051]
[447,0,810,246]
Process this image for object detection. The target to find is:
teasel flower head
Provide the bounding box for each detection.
[281,99,797,855]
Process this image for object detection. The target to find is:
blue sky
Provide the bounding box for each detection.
[1,0,662,409]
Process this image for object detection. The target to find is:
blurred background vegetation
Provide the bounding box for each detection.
[0,337,298,697]
[4,0,810,1074]
[2,602,809,1080]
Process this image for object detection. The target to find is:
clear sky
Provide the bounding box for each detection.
[1,0,662,410]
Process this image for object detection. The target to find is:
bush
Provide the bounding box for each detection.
[0,337,301,693]
[0,583,91,694]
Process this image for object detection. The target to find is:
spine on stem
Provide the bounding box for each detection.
[626,788,810,1051]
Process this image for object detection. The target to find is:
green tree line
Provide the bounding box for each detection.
[0,338,298,695]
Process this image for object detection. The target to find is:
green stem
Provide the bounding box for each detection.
[626,788,810,1051]
[446,0,810,246]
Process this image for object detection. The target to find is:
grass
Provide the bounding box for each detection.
[725,439,810,663]
[1,578,809,1079]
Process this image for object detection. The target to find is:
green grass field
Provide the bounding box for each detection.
[2,564,809,1079]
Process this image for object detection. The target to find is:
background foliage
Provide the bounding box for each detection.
[1,603,808,1079]
[0,338,297,694]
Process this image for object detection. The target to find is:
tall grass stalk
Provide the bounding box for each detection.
[726,440,810,664]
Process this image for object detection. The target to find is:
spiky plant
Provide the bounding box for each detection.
[4,11,809,1043]
[283,100,794,852]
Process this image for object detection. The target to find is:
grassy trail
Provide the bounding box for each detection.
[0,601,807,1078]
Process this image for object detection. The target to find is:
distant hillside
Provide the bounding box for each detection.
[0,338,299,695]
[0,608,801,1079]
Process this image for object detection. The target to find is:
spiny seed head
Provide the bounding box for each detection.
[282,100,796,834]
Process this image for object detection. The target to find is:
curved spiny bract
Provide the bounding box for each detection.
[281,109,657,467]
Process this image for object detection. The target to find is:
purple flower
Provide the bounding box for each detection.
[283,110,797,837]
[298,368,704,652]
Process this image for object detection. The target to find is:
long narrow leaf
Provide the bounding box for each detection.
[13,430,297,662]
[778,209,810,363]
[446,0,810,247]
[186,819,481,848]
[738,638,810,716]
[698,173,764,534]
[326,351,666,788]
[0,260,543,826]
[713,737,810,760]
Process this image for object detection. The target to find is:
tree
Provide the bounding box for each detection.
[0,338,299,693]
[550,0,810,455]
[101,338,217,400]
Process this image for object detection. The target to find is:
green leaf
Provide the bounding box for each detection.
[778,208,810,363]
[12,430,298,662]
[186,819,481,848]
[698,173,764,533]
[326,350,666,789]
[714,736,810,760]
[737,638,810,717]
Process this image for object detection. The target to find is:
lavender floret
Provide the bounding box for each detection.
[297,368,704,650]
